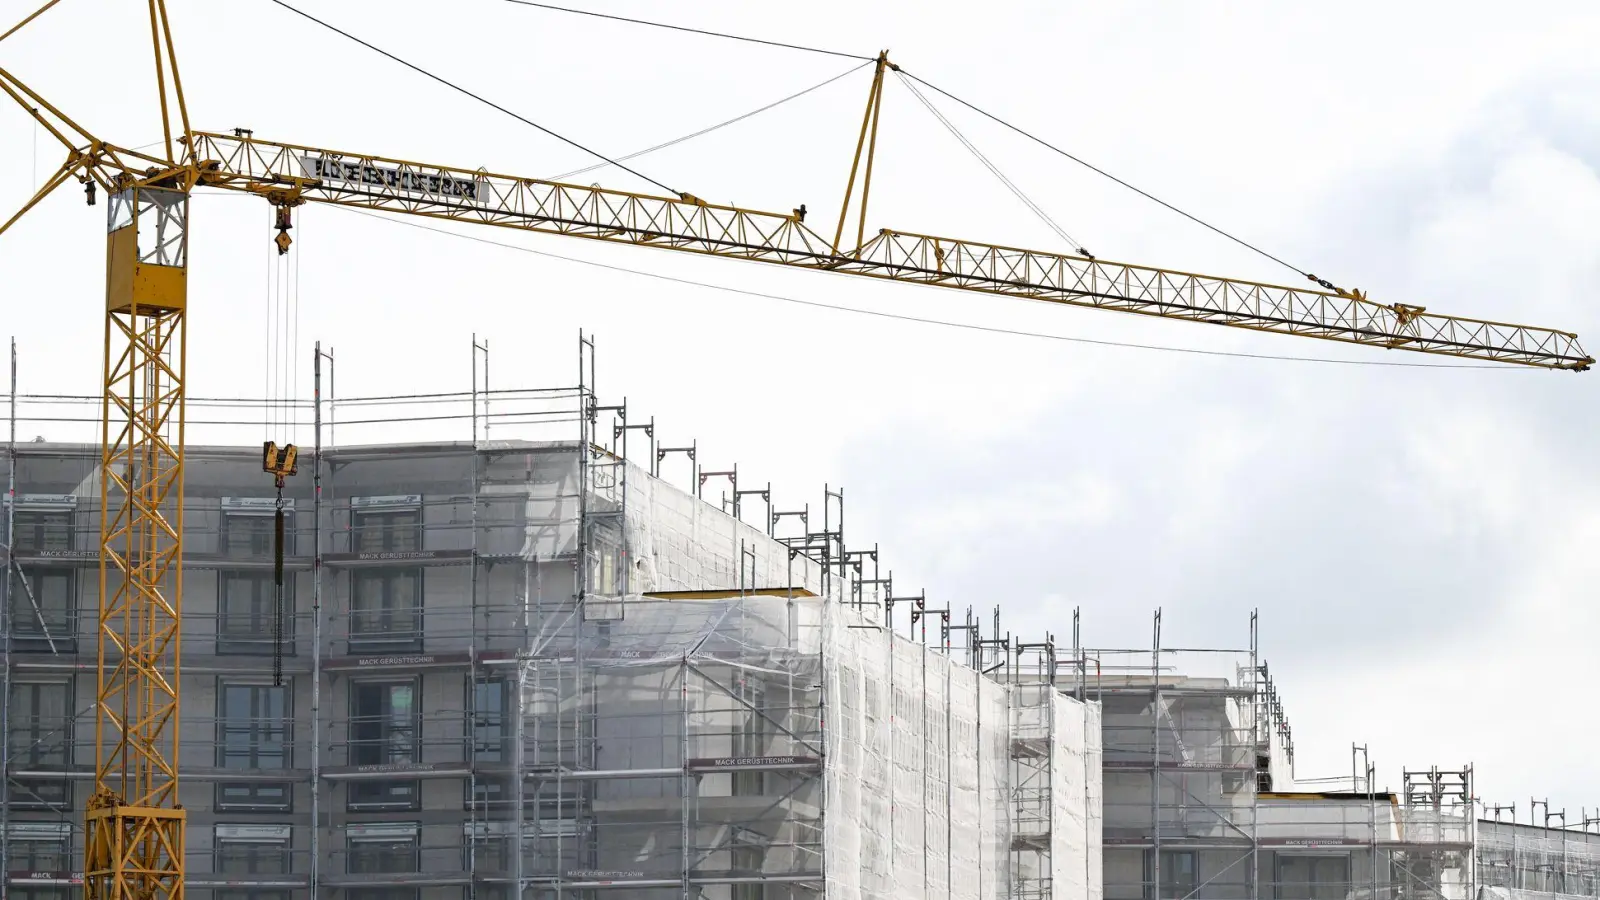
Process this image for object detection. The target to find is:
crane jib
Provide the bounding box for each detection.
[298,154,484,201]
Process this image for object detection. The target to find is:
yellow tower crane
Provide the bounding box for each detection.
[0,4,1591,900]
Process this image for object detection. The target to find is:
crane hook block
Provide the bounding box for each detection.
[274,205,295,255]
[263,441,299,478]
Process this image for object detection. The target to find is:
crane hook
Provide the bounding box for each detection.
[274,205,293,255]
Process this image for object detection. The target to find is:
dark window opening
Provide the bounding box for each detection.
[216,840,291,875]
[13,510,75,552]
[471,679,508,763]
[348,681,420,811]
[1147,850,1198,900]
[223,514,285,559]
[218,570,295,655]
[8,568,76,650]
[6,680,73,808]
[349,568,422,652]
[347,832,419,874]
[353,509,422,554]
[215,681,292,811]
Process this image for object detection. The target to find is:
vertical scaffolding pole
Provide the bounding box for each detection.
[1249,611,1260,900]
[0,337,15,900]
[679,656,691,900]
[311,341,327,900]
[1362,746,1377,900]
[1151,608,1163,900]
[467,336,485,900]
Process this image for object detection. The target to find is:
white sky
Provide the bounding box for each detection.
[3,0,1598,818]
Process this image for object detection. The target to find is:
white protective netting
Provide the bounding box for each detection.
[617,458,1102,898]
[824,600,1097,899]
[979,676,1012,900]
[1052,692,1104,900]
[626,462,843,598]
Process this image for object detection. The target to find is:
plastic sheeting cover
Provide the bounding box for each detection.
[824,600,1097,899]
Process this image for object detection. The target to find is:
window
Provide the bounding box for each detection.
[471,679,508,763]
[10,889,70,900]
[349,569,422,652]
[215,828,291,875]
[218,891,289,900]
[733,681,766,797]
[6,680,72,809]
[217,570,294,655]
[465,825,510,874]
[346,825,419,874]
[524,818,582,881]
[467,776,511,810]
[8,568,76,650]
[588,542,619,596]
[353,508,422,554]
[222,513,281,559]
[732,840,766,900]
[13,510,74,552]
[215,682,291,811]
[1146,850,1198,900]
[348,681,419,811]
[5,822,72,872]
[347,889,417,900]
[1276,854,1350,900]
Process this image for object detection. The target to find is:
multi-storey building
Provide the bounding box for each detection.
[1,434,1100,900]
[0,362,1578,900]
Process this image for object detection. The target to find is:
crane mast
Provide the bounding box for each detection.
[0,5,1592,900]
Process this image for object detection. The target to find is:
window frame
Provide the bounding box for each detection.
[348,567,423,653]
[12,509,75,553]
[221,510,290,560]
[345,824,420,875]
[5,678,74,810]
[217,569,296,656]
[733,679,766,797]
[4,822,73,873]
[731,840,767,900]
[1274,852,1351,900]
[214,680,293,813]
[347,678,422,812]
[8,567,77,650]
[347,888,419,900]
[352,507,423,555]
[213,827,292,876]
[1146,849,1199,900]
[469,678,509,763]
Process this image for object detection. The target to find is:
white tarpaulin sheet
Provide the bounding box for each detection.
[823,600,1099,899]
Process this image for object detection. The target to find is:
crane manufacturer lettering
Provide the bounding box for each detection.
[299,155,481,201]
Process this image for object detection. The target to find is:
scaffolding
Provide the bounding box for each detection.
[2,324,1498,900]
[1477,806,1600,900]
[950,605,1479,900]
[0,332,1102,900]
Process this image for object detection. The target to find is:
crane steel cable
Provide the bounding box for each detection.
[899,70,1336,289]
[320,203,1526,371]
[494,0,1343,290]
[264,0,679,195]
[499,0,874,61]
[548,59,873,181]
[894,70,1093,258]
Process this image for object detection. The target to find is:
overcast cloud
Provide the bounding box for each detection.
[2,0,1596,814]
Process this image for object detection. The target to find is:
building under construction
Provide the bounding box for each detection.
[0,338,1578,900]
[0,338,1106,900]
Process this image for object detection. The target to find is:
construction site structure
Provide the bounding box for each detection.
[0,336,1102,900]
[2,6,1593,900]
[1477,805,1600,900]
[2,335,1540,900]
